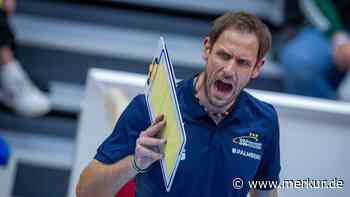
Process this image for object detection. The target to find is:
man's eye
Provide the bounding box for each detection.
[218,52,231,60]
[237,59,252,67]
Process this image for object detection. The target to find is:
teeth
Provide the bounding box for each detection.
[219,80,231,86]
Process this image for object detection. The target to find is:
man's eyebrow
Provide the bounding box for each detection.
[219,48,253,62]
[217,49,231,55]
[234,52,254,63]
[217,48,233,56]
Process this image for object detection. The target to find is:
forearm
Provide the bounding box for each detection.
[76,114,166,197]
[76,155,137,197]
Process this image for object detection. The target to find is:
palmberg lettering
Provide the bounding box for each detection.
[232,147,261,160]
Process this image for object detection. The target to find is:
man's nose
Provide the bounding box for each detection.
[222,60,236,77]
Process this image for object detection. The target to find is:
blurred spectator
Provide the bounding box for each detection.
[278,0,350,99]
[0,0,50,117]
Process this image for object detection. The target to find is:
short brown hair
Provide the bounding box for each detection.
[208,11,272,62]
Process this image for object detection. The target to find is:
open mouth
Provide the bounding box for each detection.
[215,80,233,94]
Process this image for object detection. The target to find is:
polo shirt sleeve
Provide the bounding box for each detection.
[253,106,281,190]
[94,94,151,164]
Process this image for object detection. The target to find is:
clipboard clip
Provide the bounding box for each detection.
[147,57,159,84]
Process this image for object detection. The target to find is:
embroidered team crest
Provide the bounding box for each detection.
[232,132,262,160]
[232,132,262,150]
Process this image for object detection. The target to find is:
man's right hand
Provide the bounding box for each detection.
[134,115,166,170]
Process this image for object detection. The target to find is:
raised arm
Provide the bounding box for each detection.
[76,115,166,197]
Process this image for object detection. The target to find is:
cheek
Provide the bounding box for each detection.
[236,70,252,86]
[207,57,226,74]
[206,60,219,79]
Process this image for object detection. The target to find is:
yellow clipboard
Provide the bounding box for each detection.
[145,37,186,192]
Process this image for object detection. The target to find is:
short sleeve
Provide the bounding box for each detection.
[94,94,151,164]
[253,106,281,190]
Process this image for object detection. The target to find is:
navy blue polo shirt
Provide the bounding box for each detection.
[95,74,281,197]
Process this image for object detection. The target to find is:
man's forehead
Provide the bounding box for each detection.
[221,29,258,46]
[214,31,258,60]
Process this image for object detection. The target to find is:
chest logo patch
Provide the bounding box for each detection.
[232,132,262,150]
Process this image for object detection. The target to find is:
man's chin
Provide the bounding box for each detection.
[209,96,235,109]
[205,85,236,108]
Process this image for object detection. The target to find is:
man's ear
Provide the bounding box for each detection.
[202,37,211,62]
[251,59,265,79]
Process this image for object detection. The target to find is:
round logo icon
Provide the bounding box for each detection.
[232,178,243,190]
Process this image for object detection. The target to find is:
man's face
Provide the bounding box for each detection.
[202,28,264,108]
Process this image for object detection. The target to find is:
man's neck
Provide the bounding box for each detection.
[194,73,235,124]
